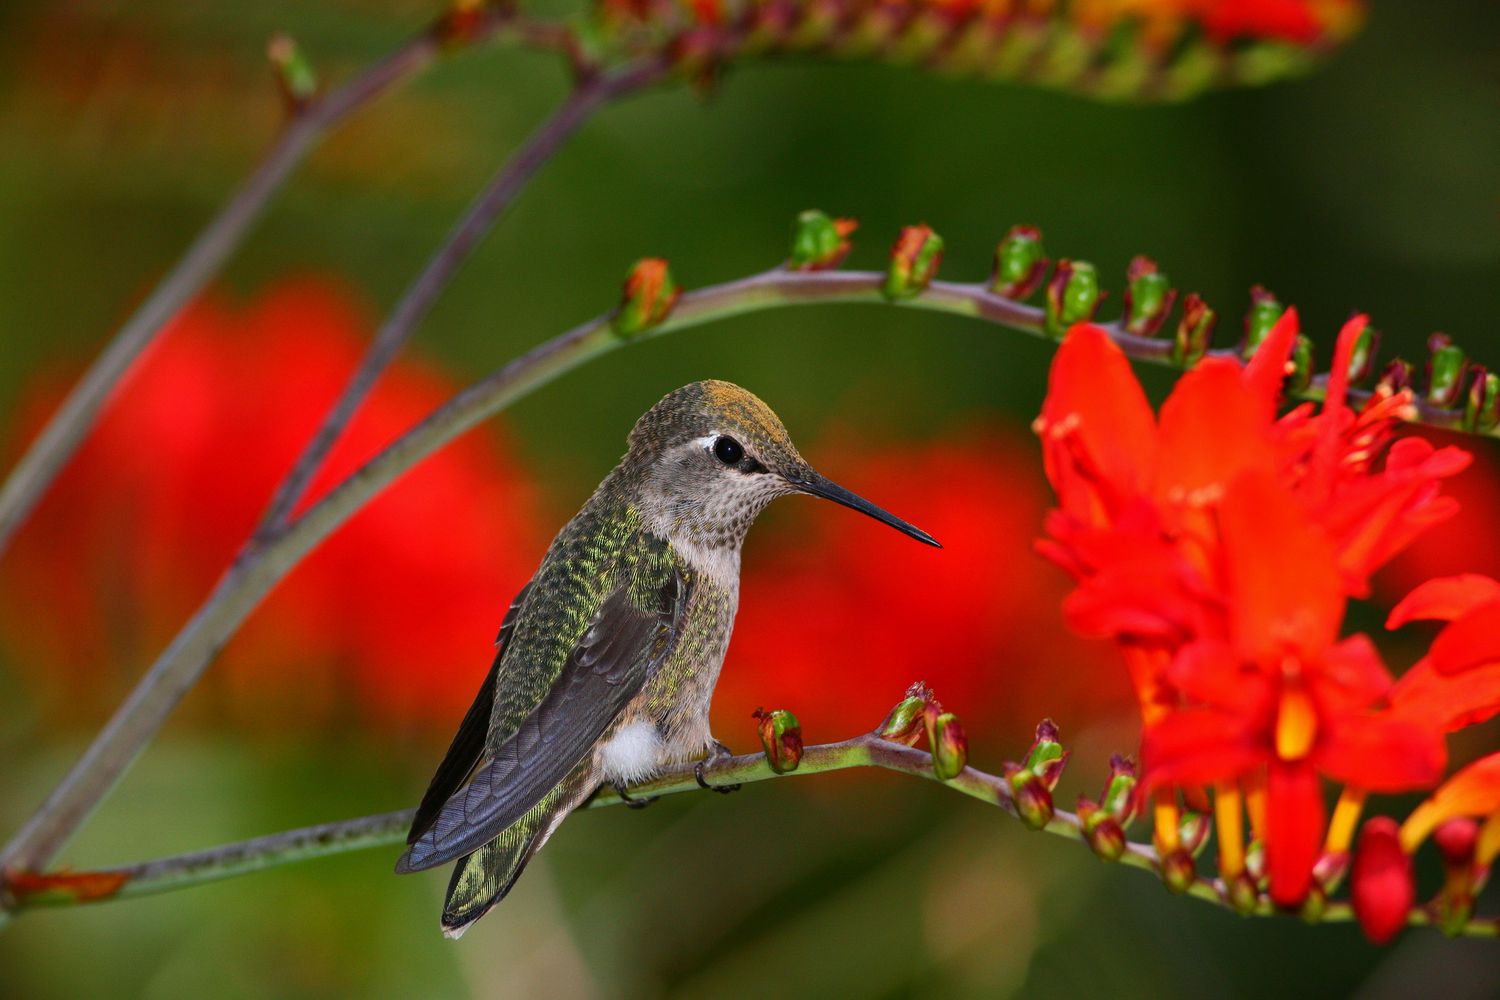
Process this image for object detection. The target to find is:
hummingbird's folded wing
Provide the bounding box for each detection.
[395,571,687,874]
[406,583,533,846]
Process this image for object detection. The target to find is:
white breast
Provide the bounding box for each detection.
[597,719,665,784]
[671,536,742,587]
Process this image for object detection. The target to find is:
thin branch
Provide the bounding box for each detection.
[6,734,1493,939]
[0,8,522,561]
[0,61,665,876]
[255,57,667,536]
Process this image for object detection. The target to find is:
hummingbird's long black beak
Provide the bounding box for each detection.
[786,469,942,548]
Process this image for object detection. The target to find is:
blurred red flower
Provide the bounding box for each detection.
[1034,316,1469,906]
[0,279,547,732]
[716,426,1127,743]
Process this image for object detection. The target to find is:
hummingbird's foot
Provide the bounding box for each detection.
[613,783,658,809]
[694,740,741,794]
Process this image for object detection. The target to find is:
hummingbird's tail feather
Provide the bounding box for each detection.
[438,774,591,939]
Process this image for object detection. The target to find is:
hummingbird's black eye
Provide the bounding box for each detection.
[712,436,744,466]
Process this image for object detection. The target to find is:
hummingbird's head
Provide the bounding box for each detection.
[627,380,940,553]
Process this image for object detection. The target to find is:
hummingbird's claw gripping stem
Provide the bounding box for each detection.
[613,783,658,809]
[695,740,741,794]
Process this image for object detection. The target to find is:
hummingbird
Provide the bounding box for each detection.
[394,380,939,937]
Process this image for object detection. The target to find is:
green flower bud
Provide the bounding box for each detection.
[1426,333,1467,409]
[883,225,944,300]
[1122,256,1176,337]
[929,712,969,781]
[1044,259,1101,338]
[1300,884,1328,924]
[1023,718,1068,790]
[1241,285,1284,359]
[1007,764,1054,831]
[613,258,680,338]
[1288,335,1315,394]
[875,681,932,745]
[752,707,803,774]
[788,210,857,271]
[1346,323,1381,383]
[990,225,1049,301]
[1160,849,1196,895]
[1466,367,1499,433]
[267,33,318,108]
[1078,798,1126,862]
[1171,293,1215,368]
[1100,753,1138,822]
[1226,873,1259,915]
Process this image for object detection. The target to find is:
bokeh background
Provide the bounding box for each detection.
[3,1,1500,996]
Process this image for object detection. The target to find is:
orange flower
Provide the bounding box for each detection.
[1035,316,1468,906]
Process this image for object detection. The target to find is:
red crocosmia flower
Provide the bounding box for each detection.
[0,279,546,731]
[1378,443,1500,602]
[1035,317,1466,906]
[717,428,1126,742]
[1399,753,1500,854]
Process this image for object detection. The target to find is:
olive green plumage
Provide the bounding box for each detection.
[396,380,938,937]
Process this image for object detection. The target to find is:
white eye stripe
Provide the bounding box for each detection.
[692,433,721,454]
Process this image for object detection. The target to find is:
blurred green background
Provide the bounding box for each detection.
[3,1,1500,997]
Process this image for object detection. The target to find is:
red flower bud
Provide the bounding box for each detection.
[1435,818,1479,935]
[752,707,803,774]
[614,258,680,337]
[883,225,944,300]
[1351,817,1414,945]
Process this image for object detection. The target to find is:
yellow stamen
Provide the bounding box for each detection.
[1400,803,1441,855]
[1274,686,1318,761]
[1215,783,1245,879]
[1154,790,1181,854]
[1324,787,1367,856]
[1478,811,1500,870]
[1245,777,1268,843]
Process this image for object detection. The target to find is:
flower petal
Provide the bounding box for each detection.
[1038,325,1157,521]
[1430,599,1500,676]
[1266,761,1325,907]
[1390,657,1500,733]
[1141,710,1262,789]
[1218,469,1344,662]
[1400,752,1500,852]
[1241,307,1300,412]
[1388,574,1500,629]
[1156,358,1276,505]
[1317,714,1446,792]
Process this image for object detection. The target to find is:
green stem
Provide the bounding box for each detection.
[6,733,1493,939]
